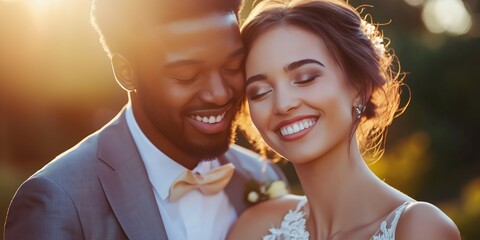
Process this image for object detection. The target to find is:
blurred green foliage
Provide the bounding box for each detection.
[1,0,479,238]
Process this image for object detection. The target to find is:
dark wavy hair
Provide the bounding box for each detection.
[238,0,407,162]
[90,0,242,58]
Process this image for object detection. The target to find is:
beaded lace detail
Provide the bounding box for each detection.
[263,198,310,240]
[262,199,412,240]
[371,200,413,240]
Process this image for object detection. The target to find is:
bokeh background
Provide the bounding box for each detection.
[1,0,479,238]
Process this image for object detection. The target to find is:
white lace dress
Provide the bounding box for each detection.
[263,199,413,240]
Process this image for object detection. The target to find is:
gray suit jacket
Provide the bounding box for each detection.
[4,109,286,240]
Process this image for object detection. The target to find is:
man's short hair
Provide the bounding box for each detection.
[90,0,241,58]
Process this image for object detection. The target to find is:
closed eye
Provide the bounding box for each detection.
[223,65,243,75]
[170,74,201,82]
[247,89,272,101]
[223,48,245,76]
[294,75,318,85]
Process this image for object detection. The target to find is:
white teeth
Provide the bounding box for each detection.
[208,116,215,123]
[293,124,300,132]
[287,126,293,135]
[191,113,225,124]
[280,119,316,136]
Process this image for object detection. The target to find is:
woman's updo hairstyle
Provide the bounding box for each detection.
[238,0,407,162]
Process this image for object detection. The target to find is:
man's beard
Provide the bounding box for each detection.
[148,106,241,160]
[180,120,239,160]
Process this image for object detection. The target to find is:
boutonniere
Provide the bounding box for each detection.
[244,179,289,205]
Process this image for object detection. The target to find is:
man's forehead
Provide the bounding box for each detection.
[140,12,241,53]
[157,12,239,35]
[136,11,242,56]
[138,0,239,23]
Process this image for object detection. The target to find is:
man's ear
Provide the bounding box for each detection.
[111,53,136,92]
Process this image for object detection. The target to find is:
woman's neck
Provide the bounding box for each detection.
[292,140,391,239]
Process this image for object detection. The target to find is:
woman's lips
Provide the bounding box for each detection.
[275,116,318,141]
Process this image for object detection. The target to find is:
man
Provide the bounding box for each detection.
[4,0,286,239]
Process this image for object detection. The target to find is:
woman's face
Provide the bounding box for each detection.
[245,25,356,163]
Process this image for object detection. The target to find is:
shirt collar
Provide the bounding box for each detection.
[124,105,220,200]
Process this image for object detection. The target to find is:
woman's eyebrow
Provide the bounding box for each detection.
[284,58,324,72]
[246,74,266,87]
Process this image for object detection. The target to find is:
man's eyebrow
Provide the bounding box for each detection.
[284,59,325,72]
[229,47,246,58]
[246,74,266,87]
[164,59,202,69]
[163,47,245,69]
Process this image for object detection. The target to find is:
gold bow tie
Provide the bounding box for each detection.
[169,163,235,202]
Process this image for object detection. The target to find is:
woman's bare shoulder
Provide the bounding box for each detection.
[395,201,460,240]
[227,194,305,240]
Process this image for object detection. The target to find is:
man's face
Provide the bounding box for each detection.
[129,12,245,166]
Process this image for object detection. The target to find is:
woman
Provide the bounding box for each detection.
[228,0,461,239]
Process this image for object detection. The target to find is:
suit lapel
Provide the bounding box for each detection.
[220,153,250,215]
[97,109,168,240]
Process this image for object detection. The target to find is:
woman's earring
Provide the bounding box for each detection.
[354,104,366,119]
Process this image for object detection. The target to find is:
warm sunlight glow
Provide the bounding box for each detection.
[462,178,480,216]
[29,0,52,5]
[369,132,431,195]
[422,0,472,35]
[23,0,61,31]
[28,0,55,10]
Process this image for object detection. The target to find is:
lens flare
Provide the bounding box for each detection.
[422,0,472,35]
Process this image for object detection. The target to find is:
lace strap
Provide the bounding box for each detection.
[295,197,308,212]
[263,197,310,240]
[389,201,413,236]
[371,200,414,240]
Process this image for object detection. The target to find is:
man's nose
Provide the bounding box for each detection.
[198,71,232,106]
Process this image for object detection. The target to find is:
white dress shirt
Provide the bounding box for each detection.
[125,105,237,240]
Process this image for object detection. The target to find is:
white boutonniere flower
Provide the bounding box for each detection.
[267,180,289,198]
[244,179,289,205]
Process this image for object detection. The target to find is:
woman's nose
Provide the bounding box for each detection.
[273,85,300,115]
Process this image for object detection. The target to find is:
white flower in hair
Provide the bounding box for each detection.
[361,20,386,57]
[361,20,376,35]
[372,36,386,56]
